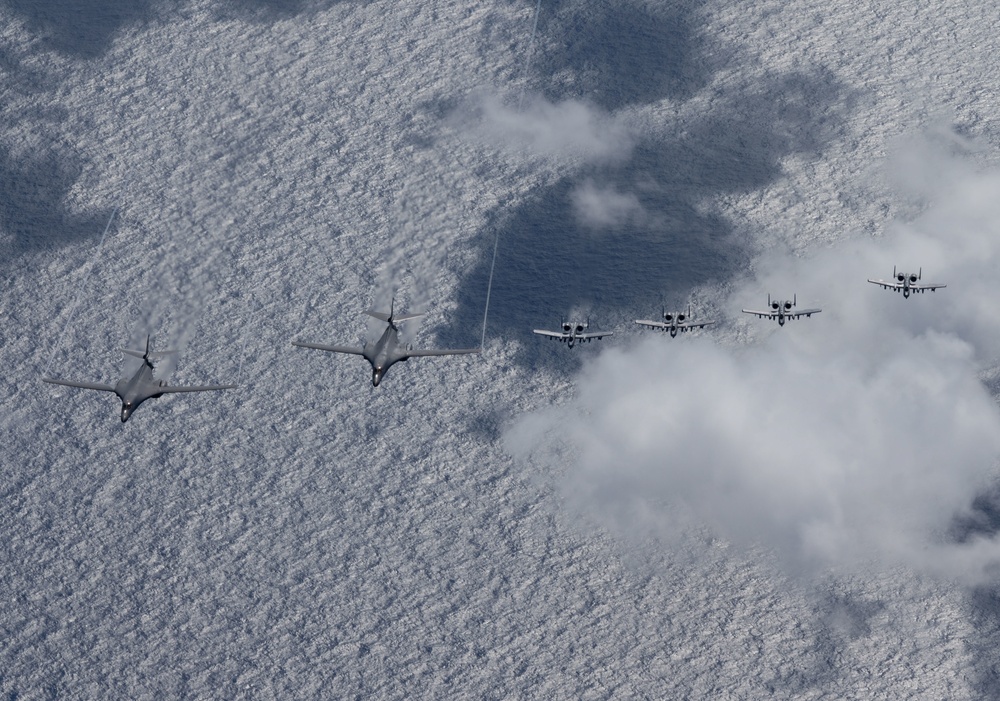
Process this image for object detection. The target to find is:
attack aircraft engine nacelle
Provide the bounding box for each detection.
[742,294,820,326]
[868,266,945,298]
[534,319,609,348]
[636,305,716,338]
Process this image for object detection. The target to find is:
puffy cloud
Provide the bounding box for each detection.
[507,149,1000,582]
[570,179,646,229]
[461,92,634,163]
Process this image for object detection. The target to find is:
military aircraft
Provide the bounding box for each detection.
[43,336,236,422]
[635,305,715,337]
[868,267,945,298]
[292,301,480,386]
[742,294,821,326]
[533,320,612,348]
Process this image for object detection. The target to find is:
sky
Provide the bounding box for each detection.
[3,0,1000,698]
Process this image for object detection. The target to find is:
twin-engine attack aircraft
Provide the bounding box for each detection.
[742,295,821,326]
[43,336,236,422]
[292,302,480,386]
[533,320,612,348]
[867,267,945,298]
[635,306,715,337]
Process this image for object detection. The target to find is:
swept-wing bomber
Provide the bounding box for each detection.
[293,301,480,386]
[868,267,945,298]
[43,336,236,422]
[533,320,611,348]
[742,294,821,326]
[635,305,714,337]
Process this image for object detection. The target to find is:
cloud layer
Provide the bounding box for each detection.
[507,144,1000,582]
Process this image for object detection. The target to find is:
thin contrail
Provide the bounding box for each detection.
[479,0,543,348]
[44,206,120,375]
[235,300,260,387]
[480,226,500,349]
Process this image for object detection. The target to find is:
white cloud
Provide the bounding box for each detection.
[461,92,634,163]
[570,179,646,229]
[507,145,1000,582]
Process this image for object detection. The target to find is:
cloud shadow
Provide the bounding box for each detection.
[0,0,173,59]
[532,0,723,109]
[447,69,848,370]
[949,483,1000,697]
[0,146,111,259]
[211,0,368,22]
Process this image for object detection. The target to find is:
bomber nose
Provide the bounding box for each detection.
[372,369,383,386]
[120,407,131,422]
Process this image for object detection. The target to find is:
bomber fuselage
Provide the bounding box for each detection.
[113,362,165,422]
[364,325,408,386]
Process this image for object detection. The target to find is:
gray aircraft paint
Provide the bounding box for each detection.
[532,321,612,349]
[742,294,822,326]
[43,336,236,422]
[868,267,946,298]
[293,306,480,386]
[635,306,715,338]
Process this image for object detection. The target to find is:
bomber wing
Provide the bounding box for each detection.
[404,348,481,358]
[42,377,116,392]
[156,384,237,393]
[292,341,366,356]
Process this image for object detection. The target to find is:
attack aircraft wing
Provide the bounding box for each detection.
[741,307,821,320]
[634,319,714,331]
[532,329,613,340]
[532,329,568,339]
[574,330,612,340]
[867,278,946,292]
